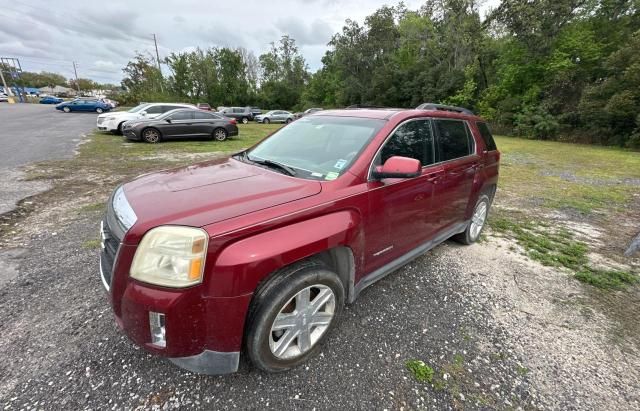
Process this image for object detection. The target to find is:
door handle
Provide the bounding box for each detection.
[425,170,444,183]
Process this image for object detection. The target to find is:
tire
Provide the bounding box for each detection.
[142,127,161,143]
[241,117,249,124]
[245,259,345,373]
[453,193,491,245]
[212,128,228,141]
[96,107,104,114]
[116,122,125,135]
[63,106,70,113]
[285,118,292,124]
[263,118,270,124]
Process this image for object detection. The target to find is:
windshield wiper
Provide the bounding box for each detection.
[247,156,297,176]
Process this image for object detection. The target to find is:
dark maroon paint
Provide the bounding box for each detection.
[107,108,500,358]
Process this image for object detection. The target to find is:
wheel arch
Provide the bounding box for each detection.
[209,210,362,300]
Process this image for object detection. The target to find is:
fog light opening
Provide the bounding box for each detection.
[149,312,166,348]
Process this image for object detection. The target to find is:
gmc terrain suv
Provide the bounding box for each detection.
[100,105,500,375]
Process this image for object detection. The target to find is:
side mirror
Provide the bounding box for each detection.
[165,118,172,123]
[372,156,421,179]
[140,111,147,116]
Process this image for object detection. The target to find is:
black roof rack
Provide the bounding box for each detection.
[345,104,388,109]
[415,103,474,115]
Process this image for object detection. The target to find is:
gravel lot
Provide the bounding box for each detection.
[0,130,639,410]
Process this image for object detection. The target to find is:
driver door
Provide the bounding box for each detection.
[364,119,440,272]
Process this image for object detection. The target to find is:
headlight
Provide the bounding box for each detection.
[130,226,208,288]
[106,116,116,121]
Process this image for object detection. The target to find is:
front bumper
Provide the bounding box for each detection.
[97,117,120,132]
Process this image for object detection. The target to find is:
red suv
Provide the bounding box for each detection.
[100,105,499,374]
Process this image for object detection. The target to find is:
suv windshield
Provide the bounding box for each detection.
[244,115,385,180]
[128,103,150,113]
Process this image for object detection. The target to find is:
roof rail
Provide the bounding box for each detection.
[415,103,474,115]
[345,104,388,109]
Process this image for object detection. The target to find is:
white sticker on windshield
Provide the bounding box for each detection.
[311,172,323,177]
[325,172,339,181]
[334,159,347,169]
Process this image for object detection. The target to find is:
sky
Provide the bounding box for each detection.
[0,0,500,85]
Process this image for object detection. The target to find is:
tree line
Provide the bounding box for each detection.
[118,0,640,148]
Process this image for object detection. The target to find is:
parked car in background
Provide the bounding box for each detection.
[98,104,499,375]
[103,98,118,108]
[294,108,323,119]
[218,107,255,124]
[255,110,295,124]
[216,106,228,112]
[97,102,194,134]
[197,103,212,111]
[249,107,262,117]
[56,99,111,113]
[122,108,238,143]
[40,96,64,104]
[0,93,8,102]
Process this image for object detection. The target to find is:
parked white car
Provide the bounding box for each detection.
[97,103,194,134]
[0,93,9,102]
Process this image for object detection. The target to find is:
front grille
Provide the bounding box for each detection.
[97,117,105,125]
[100,217,121,288]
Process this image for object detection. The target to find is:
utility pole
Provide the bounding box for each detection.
[72,61,80,94]
[152,33,164,92]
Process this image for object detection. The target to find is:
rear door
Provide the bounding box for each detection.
[431,119,479,232]
[193,111,220,136]
[364,118,440,272]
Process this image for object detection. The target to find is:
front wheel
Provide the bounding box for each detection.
[245,260,344,372]
[241,117,249,124]
[263,118,270,124]
[96,107,104,113]
[63,106,71,113]
[142,128,161,143]
[285,118,292,124]
[453,193,491,245]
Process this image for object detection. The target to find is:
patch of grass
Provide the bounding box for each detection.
[405,359,435,383]
[575,269,638,289]
[516,365,529,376]
[490,214,638,289]
[495,136,640,214]
[82,239,101,249]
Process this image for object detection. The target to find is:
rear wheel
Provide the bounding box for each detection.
[245,260,344,372]
[116,122,125,135]
[285,118,292,124]
[453,193,491,245]
[241,117,249,124]
[96,107,104,113]
[263,118,270,124]
[213,128,228,141]
[142,127,161,143]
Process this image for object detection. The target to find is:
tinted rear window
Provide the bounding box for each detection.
[476,122,497,151]
[434,120,472,161]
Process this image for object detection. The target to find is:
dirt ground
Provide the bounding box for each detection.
[0,131,639,410]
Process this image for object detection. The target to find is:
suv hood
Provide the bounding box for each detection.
[98,111,135,119]
[122,157,322,235]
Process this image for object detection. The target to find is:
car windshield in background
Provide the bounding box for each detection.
[245,116,385,180]
[127,104,150,113]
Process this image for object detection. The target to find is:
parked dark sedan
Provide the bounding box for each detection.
[122,109,239,143]
[40,96,64,104]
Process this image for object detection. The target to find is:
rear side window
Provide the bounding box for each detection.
[476,122,497,151]
[378,119,434,166]
[168,110,194,120]
[194,111,216,120]
[145,105,164,114]
[434,120,472,161]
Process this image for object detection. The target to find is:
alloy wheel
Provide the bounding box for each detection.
[469,201,487,240]
[214,129,227,141]
[269,285,336,360]
[143,129,160,143]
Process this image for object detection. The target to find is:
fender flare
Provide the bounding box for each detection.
[209,210,362,297]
